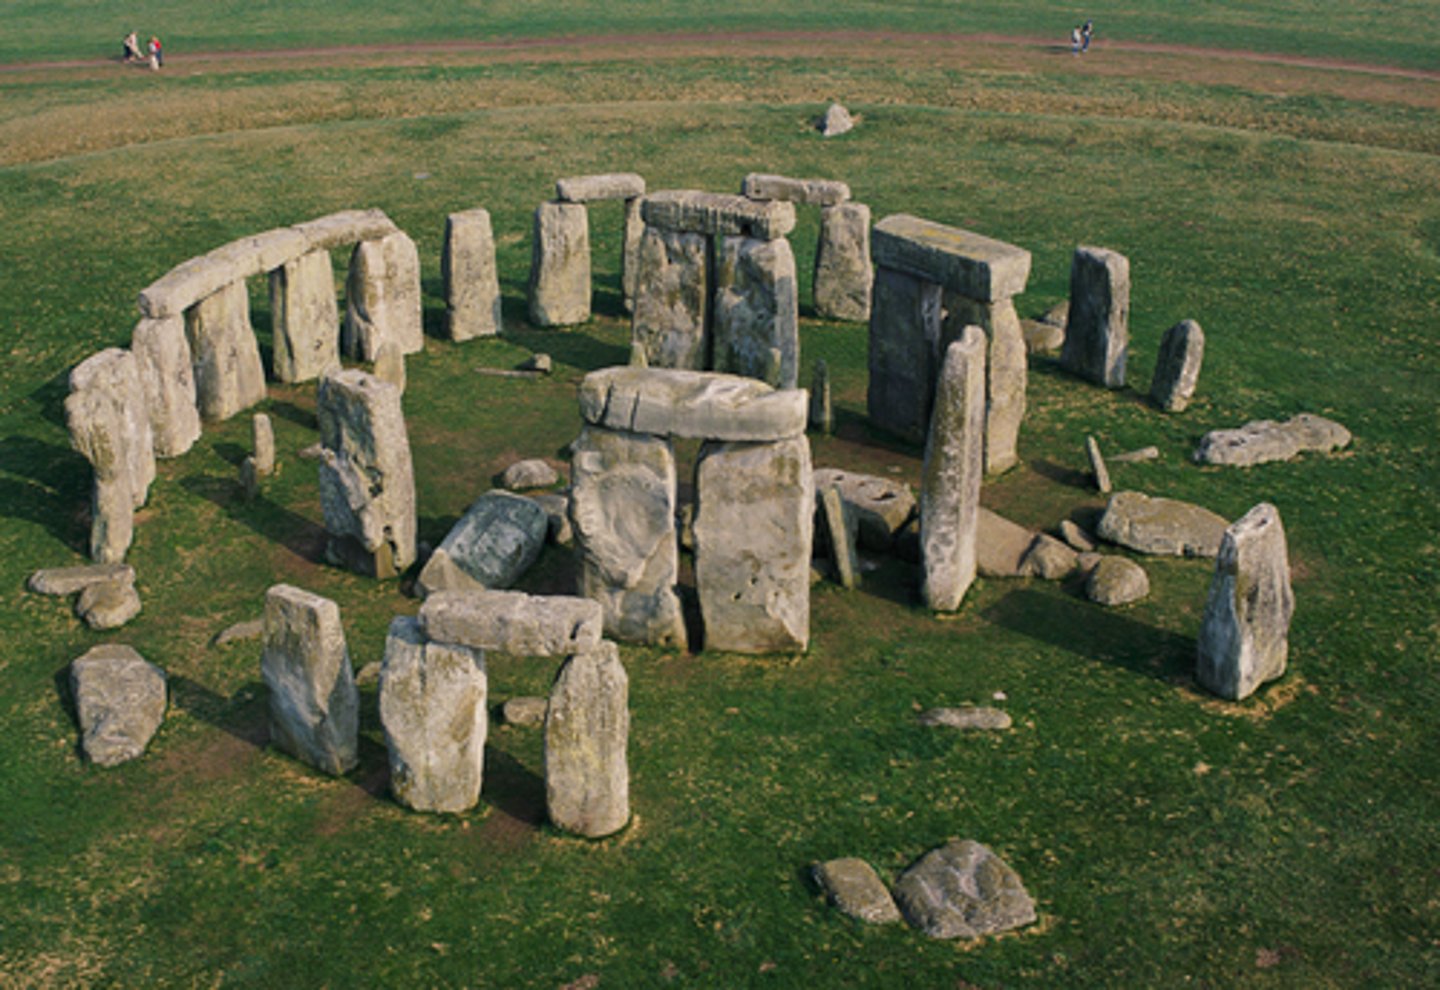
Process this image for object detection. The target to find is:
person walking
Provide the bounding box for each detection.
[122,31,142,63]
[148,35,163,70]
[1082,20,1094,53]
[1071,26,1082,55]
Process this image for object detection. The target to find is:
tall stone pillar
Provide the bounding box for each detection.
[1061,245,1130,388]
[712,234,799,389]
[527,201,591,327]
[185,279,266,421]
[867,267,942,444]
[545,641,630,838]
[131,315,201,458]
[261,583,358,775]
[941,293,1026,474]
[920,327,987,611]
[442,208,502,341]
[343,231,423,361]
[630,226,710,369]
[815,201,873,322]
[270,248,340,383]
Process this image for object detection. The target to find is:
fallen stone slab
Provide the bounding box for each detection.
[291,209,398,252]
[641,190,796,240]
[892,839,1037,940]
[741,173,851,206]
[812,468,916,552]
[546,640,630,838]
[1085,556,1150,606]
[1097,491,1228,558]
[813,858,901,924]
[1110,445,1161,463]
[28,563,134,596]
[871,214,1032,303]
[556,173,646,203]
[917,706,1012,731]
[76,579,142,630]
[816,485,861,590]
[501,458,560,491]
[1198,502,1294,701]
[138,227,308,319]
[502,696,548,727]
[420,588,603,657]
[212,618,264,646]
[70,644,167,767]
[416,490,548,597]
[578,366,808,441]
[1086,435,1111,494]
[1194,414,1351,467]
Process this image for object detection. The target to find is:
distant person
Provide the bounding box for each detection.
[123,31,142,63]
[1082,20,1094,53]
[1071,26,1081,55]
[148,35,163,70]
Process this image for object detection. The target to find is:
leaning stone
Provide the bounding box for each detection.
[442,208,502,341]
[813,858,901,924]
[501,458,560,491]
[269,248,340,384]
[76,579,142,630]
[631,226,709,370]
[1061,246,1130,388]
[556,173,646,203]
[1019,533,1078,580]
[867,266,943,444]
[809,359,833,434]
[1194,414,1351,467]
[252,413,275,475]
[872,214,1032,303]
[818,103,854,137]
[917,706,1012,731]
[976,507,1037,578]
[921,327,986,611]
[1111,445,1161,463]
[420,588,603,657]
[817,485,861,590]
[892,840,1037,940]
[545,641,630,838]
[814,202,873,322]
[712,235,800,388]
[416,490,547,596]
[1197,503,1294,701]
[502,696,548,727]
[372,340,405,392]
[1058,520,1096,553]
[812,468,916,552]
[1086,435,1111,493]
[261,584,358,775]
[185,280,267,421]
[1085,556,1150,606]
[292,209,399,253]
[527,201,591,327]
[579,366,808,442]
[343,231,424,361]
[528,491,573,545]
[379,616,487,814]
[742,174,851,206]
[1149,319,1204,412]
[29,563,134,596]
[131,316,201,458]
[641,189,796,240]
[942,293,1027,474]
[70,644,166,766]
[1098,491,1228,558]
[137,227,307,319]
[212,618,264,646]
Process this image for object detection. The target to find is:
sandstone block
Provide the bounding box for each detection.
[66,348,156,508]
[70,644,166,766]
[741,173,851,206]
[292,209,398,252]
[138,227,307,319]
[893,840,1036,939]
[1059,520,1096,553]
[501,458,560,491]
[813,858,901,924]
[252,413,275,475]
[556,173,646,203]
[185,280,266,421]
[442,208,502,341]
[1085,556,1150,606]
[868,266,943,444]
[814,202,873,322]
[1198,503,1294,701]
[29,563,135,596]
[527,202,591,327]
[131,316,201,458]
[942,293,1026,474]
[1097,491,1227,558]
[76,578,142,629]
[976,507,1037,578]
[372,340,405,392]
[631,227,709,370]
[1061,245,1130,388]
[712,235,800,388]
[420,588,603,657]
[921,327,986,611]
[344,231,423,361]
[545,641,630,837]
[269,248,340,384]
[503,696,548,727]
[528,491,573,545]
[261,584,358,774]
[1020,532,1079,580]
[579,366,808,441]
[1194,414,1351,467]
[1150,319,1204,412]
[641,189,796,240]
[416,490,547,596]
[811,468,916,552]
[872,214,1031,303]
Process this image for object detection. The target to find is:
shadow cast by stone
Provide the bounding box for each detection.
[481,742,547,830]
[180,471,328,563]
[0,437,91,551]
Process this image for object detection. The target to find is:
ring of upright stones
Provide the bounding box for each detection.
[527,173,648,327]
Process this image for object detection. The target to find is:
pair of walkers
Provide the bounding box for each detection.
[1070,20,1094,55]
[122,31,163,69]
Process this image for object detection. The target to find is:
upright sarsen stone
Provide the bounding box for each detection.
[621,195,645,313]
[545,641,630,838]
[712,235,800,389]
[814,202,873,322]
[921,327,986,611]
[270,248,340,383]
[443,208,502,341]
[942,292,1026,474]
[261,584,358,775]
[631,227,709,369]
[1150,319,1204,412]
[344,231,423,361]
[185,279,266,421]
[1061,246,1130,388]
[868,267,942,444]
[131,315,200,458]
[528,202,591,327]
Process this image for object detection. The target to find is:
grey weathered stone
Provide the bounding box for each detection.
[621,196,645,313]
[252,413,275,475]
[921,327,986,611]
[239,455,261,500]
[184,280,267,421]
[131,316,200,458]
[260,584,358,775]
[712,235,800,389]
[892,840,1037,939]
[809,359,833,434]
[1061,246,1130,388]
[1059,520,1096,553]
[868,266,943,444]
[545,640,630,837]
[501,458,559,491]
[818,103,854,137]
[528,491,573,545]
[70,644,166,766]
[29,563,135,596]
[213,618,264,646]
[813,858,901,924]
[628,341,649,367]
[1097,491,1227,558]
[1086,435,1111,494]
[556,173,646,203]
[1076,551,1103,576]
[344,231,423,361]
[917,706,1012,731]
[1194,414,1351,467]
[1111,445,1161,463]
[631,226,709,370]
[579,366,808,442]
[694,435,813,653]
[527,201,591,327]
[416,490,547,596]
[353,660,382,688]
[1150,319,1204,412]
[86,476,133,566]
[942,293,1027,474]
[138,227,308,319]
[570,425,687,648]
[1085,555,1150,606]
[872,215,1032,303]
[976,507,1037,578]
[742,174,851,206]
[641,189,796,240]
[812,468,916,552]
[420,588,603,657]
[1019,533,1078,579]
[502,696,548,727]
[76,578,142,630]
[292,209,399,253]
[379,616,487,813]
[269,248,340,384]
[442,208,502,341]
[520,353,552,374]
[1021,318,1065,354]
[1197,503,1294,701]
[814,202,873,322]
[371,340,405,392]
[317,369,417,577]
[817,485,860,589]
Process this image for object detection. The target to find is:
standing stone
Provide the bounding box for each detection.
[379,616,487,813]
[817,485,860,589]
[1061,246,1130,388]
[344,231,423,362]
[184,280,266,422]
[545,640,630,838]
[1085,435,1111,494]
[814,202,873,322]
[1197,503,1294,701]
[317,370,417,578]
[921,327,987,611]
[131,315,200,458]
[252,413,275,475]
[416,490,548,596]
[239,456,260,500]
[868,267,942,444]
[527,202,591,327]
[269,248,340,383]
[694,435,813,653]
[1150,319,1204,412]
[892,840,1036,939]
[260,584,358,775]
[621,196,645,313]
[372,340,406,392]
[631,227,709,369]
[570,426,687,649]
[442,208,502,341]
[942,293,1026,474]
[69,644,166,767]
[809,359,833,434]
[712,235,800,389]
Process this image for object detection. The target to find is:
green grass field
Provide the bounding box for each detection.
[0,6,1436,987]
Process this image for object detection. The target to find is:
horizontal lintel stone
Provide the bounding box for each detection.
[641,190,796,240]
[578,366,808,441]
[741,173,851,206]
[291,208,399,252]
[420,588,603,657]
[871,213,1031,303]
[556,173,646,203]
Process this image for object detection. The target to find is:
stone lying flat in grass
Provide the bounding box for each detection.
[28,563,134,596]
[975,509,1076,579]
[1085,556,1150,606]
[892,839,1036,940]
[1098,491,1228,558]
[1194,413,1351,467]
[917,706,1012,731]
[1110,446,1161,463]
[1086,435,1111,493]
[70,644,167,767]
[812,467,916,552]
[212,618,263,646]
[1021,318,1065,354]
[1020,533,1078,579]
[416,490,546,596]
[502,696,547,727]
[579,367,807,441]
[421,589,603,658]
[76,579,142,630]
[501,458,560,491]
[813,858,901,924]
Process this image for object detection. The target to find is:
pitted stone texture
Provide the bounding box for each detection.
[818,103,854,137]
[442,208,502,341]
[809,359,833,434]
[813,858,901,924]
[131,316,200,458]
[631,227,709,370]
[344,231,423,361]
[817,485,860,590]
[379,616,487,813]
[545,641,630,838]
[892,840,1037,940]
[621,196,645,313]
[1150,319,1204,413]
[372,340,405,392]
[917,706,1012,731]
[694,436,813,653]
[252,413,275,475]
[942,293,1026,474]
[1085,556,1150,606]
[556,173,646,203]
[579,366,808,442]
[261,584,358,775]
[741,174,851,206]
[269,248,340,384]
[420,588,603,658]
[70,644,166,766]
[1097,491,1227,558]
[570,426,687,648]
[812,468,916,552]
[1061,246,1130,388]
[872,215,1032,303]
[641,189,796,240]
[29,563,135,596]
[1085,435,1111,494]
[138,227,307,319]
[712,235,800,389]
[527,202,591,327]
[868,266,943,444]
[292,209,399,252]
[76,578,142,630]
[317,370,417,577]
[921,327,986,611]
[1194,414,1351,467]
[416,490,547,596]
[814,202,873,322]
[1198,503,1294,701]
[185,280,266,421]
[501,458,559,491]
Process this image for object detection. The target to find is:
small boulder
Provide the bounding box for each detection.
[818,103,854,137]
[76,579,141,630]
[892,839,1037,940]
[1020,533,1077,579]
[502,696,548,727]
[70,644,167,767]
[1085,556,1150,606]
[813,858,901,924]
[976,508,1037,578]
[520,353,553,374]
[1058,520,1096,553]
[1021,319,1065,354]
[501,458,560,491]
[1097,491,1228,558]
[917,706,1012,731]
[212,618,264,646]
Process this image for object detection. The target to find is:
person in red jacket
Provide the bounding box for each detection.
[148,36,163,70]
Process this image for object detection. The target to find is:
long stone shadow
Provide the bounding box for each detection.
[0,436,91,550]
[29,368,71,430]
[180,472,328,563]
[500,324,630,373]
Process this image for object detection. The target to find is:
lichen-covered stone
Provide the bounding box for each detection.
[712,235,799,389]
[867,266,943,444]
[1149,319,1204,412]
[813,858,901,924]
[252,413,275,475]
[1085,556,1150,606]
[292,209,398,253]
[371,340,405,392]
[621,196,644,313]
[417,490,546,597]
[814,202,873,322]
[892,840,1036,939]
[809,359,833,434]
[76,578,142,630]
[942,293,1026,475]
[442,208,502,341]
[921,327,986,611]
[818,103,854,137]
[1194,414,1350,467]
[269,248,340,384]
[579,366,808,442]
[976,507,1038,578]
[872,214,1032,303]
[1019,532,1078,579]
[261,584,358,775]
[631,227,708,370]
[1097,491,1227,558]
[420,588,603,658]
[1061,246,1130,388]
[343,231,423,361]
[527,201,591,327]
[184,280,267,421]
[131,315,200,457]
[545,641,630,837]
[70,644,166,767]
[502,696,548,727]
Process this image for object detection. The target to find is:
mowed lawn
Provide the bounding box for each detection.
[0,15,1436,990]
